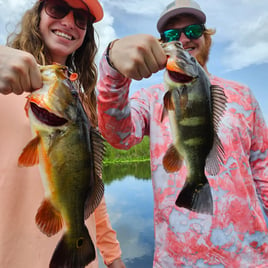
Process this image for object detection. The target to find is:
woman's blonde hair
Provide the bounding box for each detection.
[7,1,99,127]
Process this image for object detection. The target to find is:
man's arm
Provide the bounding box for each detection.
[98,35,163,149]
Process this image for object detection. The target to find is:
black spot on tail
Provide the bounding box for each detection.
[175,179,213,215]
[49,225,95,268]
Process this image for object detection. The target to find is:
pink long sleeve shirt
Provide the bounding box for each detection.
[97,55,268,268]
[0,93,122,268]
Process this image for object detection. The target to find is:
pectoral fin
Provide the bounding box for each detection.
[18,136,41,167]
[163,92,175,110]
[162,144,183,173]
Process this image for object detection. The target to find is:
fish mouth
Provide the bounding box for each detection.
[168,70,193,83]
[30,102,68,127]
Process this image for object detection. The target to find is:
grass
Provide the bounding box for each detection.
[103,136,150,164]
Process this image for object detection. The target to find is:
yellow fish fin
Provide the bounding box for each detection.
[162,144,183,173]
[18,136,41,167]
[35,199,63,237]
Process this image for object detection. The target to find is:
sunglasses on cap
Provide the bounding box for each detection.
[43,0,94,30]
[161,24,205,42]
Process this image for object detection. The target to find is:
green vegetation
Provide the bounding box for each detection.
[102,161,151,184]
[103,136,150,164]
[102,136,151,184]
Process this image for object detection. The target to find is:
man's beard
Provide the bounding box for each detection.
[196,34,212,67]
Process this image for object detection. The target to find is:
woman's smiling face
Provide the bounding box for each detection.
[39,0,88,65]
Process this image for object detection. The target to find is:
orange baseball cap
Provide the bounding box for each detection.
[41,0,104,23]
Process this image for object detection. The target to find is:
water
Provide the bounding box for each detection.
[97,161,268,267]
[98,161,154,268]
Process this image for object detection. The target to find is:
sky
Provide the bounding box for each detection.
[1,0,267,123]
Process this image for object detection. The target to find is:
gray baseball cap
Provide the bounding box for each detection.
[157,0,206,32]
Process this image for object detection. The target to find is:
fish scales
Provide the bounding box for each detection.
[174,81,213,157]
[18,64,105,267]
[162,41,227,215]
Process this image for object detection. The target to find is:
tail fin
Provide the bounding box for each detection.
[175,178,213,215]
[49,225,95,268]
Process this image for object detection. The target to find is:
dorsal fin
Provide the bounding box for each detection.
[206,85,227,175]
[91,128,106,179]
[210,85,227,132]
[84,128,105,219]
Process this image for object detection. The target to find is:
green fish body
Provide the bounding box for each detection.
[18,65,105,267]
[162,42,227,215]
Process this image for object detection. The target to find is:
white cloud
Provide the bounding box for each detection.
[99,0,268,71]
[1,0,268,72]
[198,0,268,70]
[101,0,165,16]
[221,14,268,70]
[94,10,117,64]
[0,0,35,44]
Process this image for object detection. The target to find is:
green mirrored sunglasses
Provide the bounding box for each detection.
[161,24,205,42]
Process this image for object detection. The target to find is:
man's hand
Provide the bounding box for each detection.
[0,45,42,95]
[109,34,167,81]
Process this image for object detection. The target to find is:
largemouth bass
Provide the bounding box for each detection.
[161,42,227,215]
[18,65,105,267]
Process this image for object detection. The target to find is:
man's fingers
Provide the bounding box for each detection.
[151,41,167,70]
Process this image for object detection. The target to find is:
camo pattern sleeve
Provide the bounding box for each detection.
[97,52,268,267]
[97,53,151,149]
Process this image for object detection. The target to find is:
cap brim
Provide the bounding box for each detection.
[65,0,103,22]
[82,0,103,22]
[157,8,206,32]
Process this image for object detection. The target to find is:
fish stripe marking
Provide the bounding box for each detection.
[179,116,206,126]
[184,137,205,146]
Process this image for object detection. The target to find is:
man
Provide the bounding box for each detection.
[97,0,268,267]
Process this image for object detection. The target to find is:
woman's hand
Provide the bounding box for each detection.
[107,258,126,268]
[0,46,42,95]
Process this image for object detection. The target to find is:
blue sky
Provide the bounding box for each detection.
[1,0,267,123]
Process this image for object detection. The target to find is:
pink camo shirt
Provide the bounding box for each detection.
[97,55,268,268]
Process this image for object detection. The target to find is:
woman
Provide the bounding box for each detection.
[0,0,125,267]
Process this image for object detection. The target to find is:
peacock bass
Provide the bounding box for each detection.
[18,64,105,267]
[161,41,227,215]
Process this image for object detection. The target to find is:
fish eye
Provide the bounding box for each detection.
[190,57,196,63]
[76,237,84,248]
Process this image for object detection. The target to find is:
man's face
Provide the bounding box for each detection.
[163,15,211,67]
